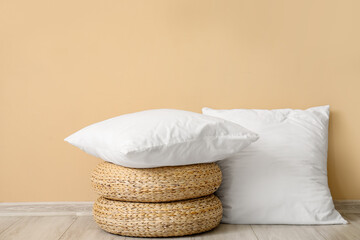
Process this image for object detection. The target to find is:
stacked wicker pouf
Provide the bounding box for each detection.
[91,162,223,238]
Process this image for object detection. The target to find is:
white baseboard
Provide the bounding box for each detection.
[0,200,359,217]
[0,202,93,216]
[334,200,360,214]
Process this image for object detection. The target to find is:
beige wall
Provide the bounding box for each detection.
[1,0,359,202]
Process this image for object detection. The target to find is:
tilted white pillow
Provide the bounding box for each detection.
[65,109,258,168]
[203,106,346,224]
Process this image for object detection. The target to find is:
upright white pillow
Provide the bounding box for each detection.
[203,106,346,224]
[65,109,258,168]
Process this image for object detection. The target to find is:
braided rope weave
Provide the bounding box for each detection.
[91,162,222,202]
[93,194,223,237]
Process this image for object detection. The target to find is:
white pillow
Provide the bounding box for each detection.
[65,109,258,168]
[203,106,346,225]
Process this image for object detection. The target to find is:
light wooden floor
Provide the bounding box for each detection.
[0,203,359,240]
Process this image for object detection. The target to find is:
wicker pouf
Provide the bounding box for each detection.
[91,162,222,202]
[93,194,223,237]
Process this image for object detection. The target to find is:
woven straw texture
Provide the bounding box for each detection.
[91,162,222,202]
[93,194,222,237]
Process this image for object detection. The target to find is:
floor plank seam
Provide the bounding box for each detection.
[0,217,23,236]
[57,216,78,240]
[249,225,260,240]
[313,228,329,240]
